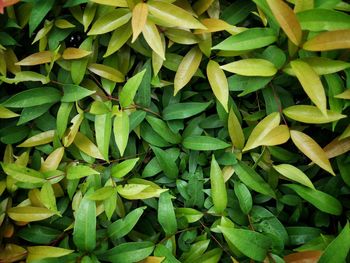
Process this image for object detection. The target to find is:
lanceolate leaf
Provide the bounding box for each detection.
[162,102,211,120]
[174,46,202,95]
[18,130,55,147]
[88,9,131,35]
[303,30,350,51]
[228,108,245,150]
[142,20,165,60]
[273,164,315,189]
[267,0,302,46]
[7,206,56,222]
[290,60,327,116]
[290,130,335,175]
[27,246,74,261]
[74,132,105,160]
[113,110,129,156]
[285,184,342,215]
[283,105,346,124]
[207,60,229,112]
[221,59,277,77]
[182,136,230,151]
[119,69,146,108]
[158,191,177,236]
[210,155,227,214]
[131,3,148,42]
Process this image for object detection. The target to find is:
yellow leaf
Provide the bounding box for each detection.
[174,46,202,95]
[7,206,56,222]
[243,112,280,152]
[261,125,290,146]
[62,113,84,147]
[290,60,327,116]
[193,0,214,15]
[132,3,148,42]
[290,130,335,175]
[62,48,92,60]
[339,125,350,140]
[273,164,315,189]
[228,108,245,150]
[27,246,74,261]
[283,105,346,124]
[207,60,229,112]
[89,0,127,7]
[324,136,350,159]
[221,59,277,76]
[147,0,206,29]
[267,0,302,46]
[142,20,165,60]
[54,19,76,29]
[303,29,350,51]
[88,63,125,82]
[284,251,322,263]
[0,105,19,118]
[40,147,65,172]
[164,28,199,45]
[335,89,350,99]
[18,130,55,147]
[0,243,26,263]
[15,51,60,66]
[74,132,104,160]
[195,18,235,34]
[4,48,20,74]
[139,256,166,263]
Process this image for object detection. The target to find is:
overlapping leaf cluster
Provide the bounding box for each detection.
[0,0,350,262]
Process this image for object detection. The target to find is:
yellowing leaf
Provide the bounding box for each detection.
[221,59,277,77]
[195,18,236,34]
[228,108,245,150]
[132,3,148,42]
[0,105,19,118]
[7,206,56,222]
[88,63,124,82]
[273,164,315,189]
[27,246,74,261]
[54,19,76,29]
[18,130,55,147]
[290,130,335,175]
[139,256,166,263]
[142,20,165,60]
[117,183,167,200]
[335,89,350,99]
[207,60,228,112]
[283,105,346,124]
[113,110,129,156]
[62,113,84,147]
[339,125,350,140]
[290,60,327,116]
[74,132,104,160]
[303,30,350,51]
[267,0,302,46]
[174,46,202,95]
[193,0,215,15]
[284,251,322,263]
[147,0,206,29]
[62,48,92,60]
[324,137,350,159]
[89,0,127,7]
[40,147,65,172]
[15,51,59,66]
[260,125,290,146]
[243,112,280,152]
[0,244,26,263]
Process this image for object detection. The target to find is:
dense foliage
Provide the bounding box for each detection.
[1,0,350,262]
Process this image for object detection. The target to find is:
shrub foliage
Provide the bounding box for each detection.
[1,0,350,262]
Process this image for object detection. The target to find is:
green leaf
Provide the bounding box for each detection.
[88,9,132,35]
[1,162,45,184]
[158,191,177,236]
[273,164,315,189]
[87,186,116,201]
[71,37,92,85]
[18,130,55,147]
[95,111,112,161]
[57,102,73,139]
[175,208,203,223]
[73,191,96,251]
[0,105,19,119]
[234,181,252,214]
[210,155,227,214]
[98,241,154,262]
[2,87,61,108]
[27,246,74,261]
[182,136,230,151]
[285,184,342,215]
[212,28,277,51]
[17,103,53,125]
[104,23,133,58]
[67,165,99,180]
[146,115,181,144]
[108,207,145,239]
[74,132,105,160]
[219,226,271,261]
[40,182,57,212]
[221,58,277,76]
[111,158,139,178]
[119,69,146,108]
[162,102,211,120]
[233,160,276,198]
[318,222,350,263]
[17,225,61,244]
[61,84,95,102]
[113,110,129,156]
[151,146,178,179]
[29,0,55,35]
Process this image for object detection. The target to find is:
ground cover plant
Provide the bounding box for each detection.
[0,0,350,262]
